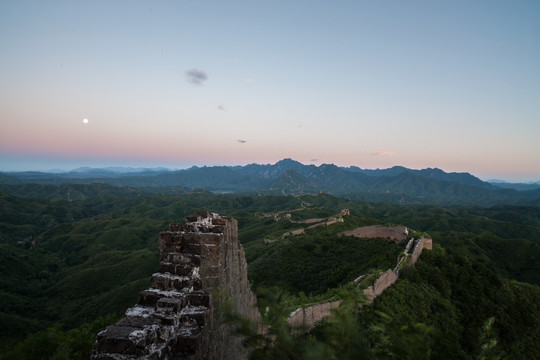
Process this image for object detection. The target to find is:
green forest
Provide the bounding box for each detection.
[0,183,539,359]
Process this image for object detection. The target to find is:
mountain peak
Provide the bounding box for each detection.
[274,158,304,167]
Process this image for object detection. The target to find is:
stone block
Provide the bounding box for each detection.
[153,313,177,327]
[181,308,208,327]
[158,232,174,253]
[181,234,202,255]
[174,263,195,276]
[138,290,165,307]
[170,276,192,291]
[156,297,183,314]
[151,273,194,291]
[159,262,176,274]
[161,252,200,266]
[159,233,185,254]
[94,325,143,355]
[150,274,170,291]
[195,211,214,218]
[209,225,225,233]
[185,215,199,223]
[197,233,222,245]
[186,292,210,307]
[211,217,227,225]
[117,315,161,328]
[174,327,202,355]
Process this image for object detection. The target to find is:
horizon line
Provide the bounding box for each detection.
[1,158,539,184]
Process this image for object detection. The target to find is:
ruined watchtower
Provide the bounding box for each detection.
[92,212,258,360]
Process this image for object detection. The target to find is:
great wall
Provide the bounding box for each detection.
[92,211,431,359]
[287,227,432,331]
[92,212,259,360]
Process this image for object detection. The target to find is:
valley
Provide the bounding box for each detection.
[0,169,539,359]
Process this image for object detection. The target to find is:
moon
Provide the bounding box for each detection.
[83,118,89,124]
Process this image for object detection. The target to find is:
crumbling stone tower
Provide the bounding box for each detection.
[92,212,258,360]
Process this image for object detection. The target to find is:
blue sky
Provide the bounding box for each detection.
[1,0,539,181]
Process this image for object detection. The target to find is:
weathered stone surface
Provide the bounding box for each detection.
[288,300,342,330]
[150,273,195,292]
[409,236,433,265]
[161,253,200,266]
[138,290,167,307]
[363,269,398,302]
[199,265,219,278]
[157,298,183,314]
[185,292,210,307]
[95,325,145,355]
[180,306,209,327]
[174,327,202,355]
[117,315,161,328]
[339,225,409,242]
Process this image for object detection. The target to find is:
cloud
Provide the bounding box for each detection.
[237,139,247,143]
[310,159,318,162]
[186,69,208,84]
[243,78,255,83]
[217,105,225,111]
[374,151,396,156]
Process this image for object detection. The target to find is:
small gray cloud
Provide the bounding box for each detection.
[237,139,247,143]
[186,69,208,85]
[310,158,318,162]
[218,105,225,111]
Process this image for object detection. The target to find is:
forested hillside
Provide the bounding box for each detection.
[1,186,539,359]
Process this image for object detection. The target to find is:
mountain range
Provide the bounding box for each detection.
[1,158,539,205]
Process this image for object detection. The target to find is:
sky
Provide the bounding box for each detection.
[1,0,539,182]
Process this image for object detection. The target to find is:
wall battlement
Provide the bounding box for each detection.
[92,212,258,360]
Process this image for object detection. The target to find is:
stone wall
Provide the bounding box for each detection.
[287,235,433,331]
[362,269,399,303]
[339,225,409,242]
[92,212,258,360]
[409,236,433,265]
[288,300,342,330]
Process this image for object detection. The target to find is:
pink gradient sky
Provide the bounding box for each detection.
[1,1,539,182]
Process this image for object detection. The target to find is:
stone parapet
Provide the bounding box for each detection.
[288,300,342,331]
[409,236,433,265]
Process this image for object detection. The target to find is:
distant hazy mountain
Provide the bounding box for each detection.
[488,180,540,191]
[345,165,495,190]
[70,166,172,174]
[1,159,539,205]
[239,158,318,179]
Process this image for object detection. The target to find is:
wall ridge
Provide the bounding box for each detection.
[287,233,433,331]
